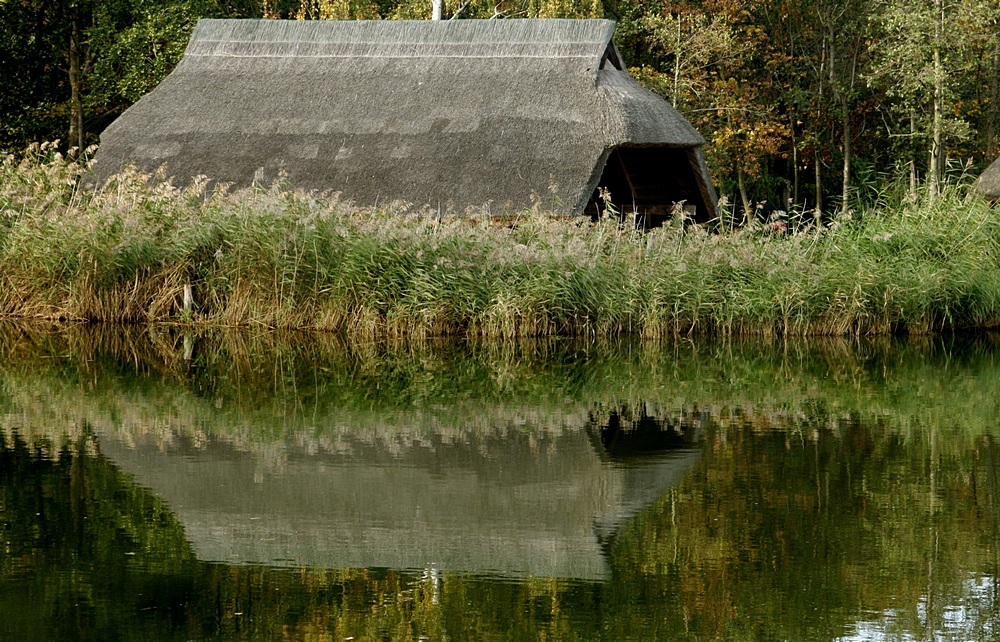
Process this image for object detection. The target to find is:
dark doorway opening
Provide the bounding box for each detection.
[585,146,708,228]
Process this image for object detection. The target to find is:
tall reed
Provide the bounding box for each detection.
[2,151,999,336]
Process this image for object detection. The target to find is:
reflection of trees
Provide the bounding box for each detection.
[605,419,1000,640]
[3,326,1000,639]
[6,418,997,640]
[0,430,198,640]
[839,576,998,641]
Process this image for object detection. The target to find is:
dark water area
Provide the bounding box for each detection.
[1,325,999,641]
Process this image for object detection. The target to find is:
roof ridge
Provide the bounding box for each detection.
[189,18,616,47]
[186,19,617,69]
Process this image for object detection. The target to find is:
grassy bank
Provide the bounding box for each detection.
[3,148,1000,336]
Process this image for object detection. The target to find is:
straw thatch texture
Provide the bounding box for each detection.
[976,156,1000,201]
[92,19,715,218]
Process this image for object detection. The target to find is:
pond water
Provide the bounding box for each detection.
[1,325,999,641]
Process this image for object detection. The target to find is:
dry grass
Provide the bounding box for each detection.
[3,147,1000,336]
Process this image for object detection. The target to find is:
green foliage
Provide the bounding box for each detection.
[88,0,221,108]
[0,1,71,149]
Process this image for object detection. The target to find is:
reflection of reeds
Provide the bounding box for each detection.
[1,324,998,465]
[5,155,1000,335]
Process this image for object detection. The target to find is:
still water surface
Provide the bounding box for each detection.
[1,326,998,640]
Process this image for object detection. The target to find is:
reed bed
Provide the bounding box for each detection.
[3,147,1000,336]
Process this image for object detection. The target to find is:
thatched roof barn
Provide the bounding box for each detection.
[92,18,717,223]
[976,156,1000,201]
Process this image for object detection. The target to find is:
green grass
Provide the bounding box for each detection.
[3,147,1000,336]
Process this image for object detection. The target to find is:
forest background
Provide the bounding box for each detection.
[1,0,999,218]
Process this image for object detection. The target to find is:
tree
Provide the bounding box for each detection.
[87,1,223,133]
[814,0,873,215]
[617,0,791,219]
[0,0,223,153]
[0,0,73,150]
[870,0,1000,198]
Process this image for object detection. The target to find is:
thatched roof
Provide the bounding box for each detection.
[99,427,700,579]
[92,18,717,220]
[976,156,1000,201]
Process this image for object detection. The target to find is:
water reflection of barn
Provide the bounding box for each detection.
[99,414,700,581]
[91,19,717,226]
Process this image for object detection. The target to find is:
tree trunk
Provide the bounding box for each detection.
[815,38,825,218]
[929,0,944,198]
[988,46,999,159]
[791,121,799,209]
[432,0,442,20]
[814,153,822,217]
[909,110,918,201]
[68,9,83,152]
[737,166,751,224]
[841,96,850,216]
[672,17,681,108]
